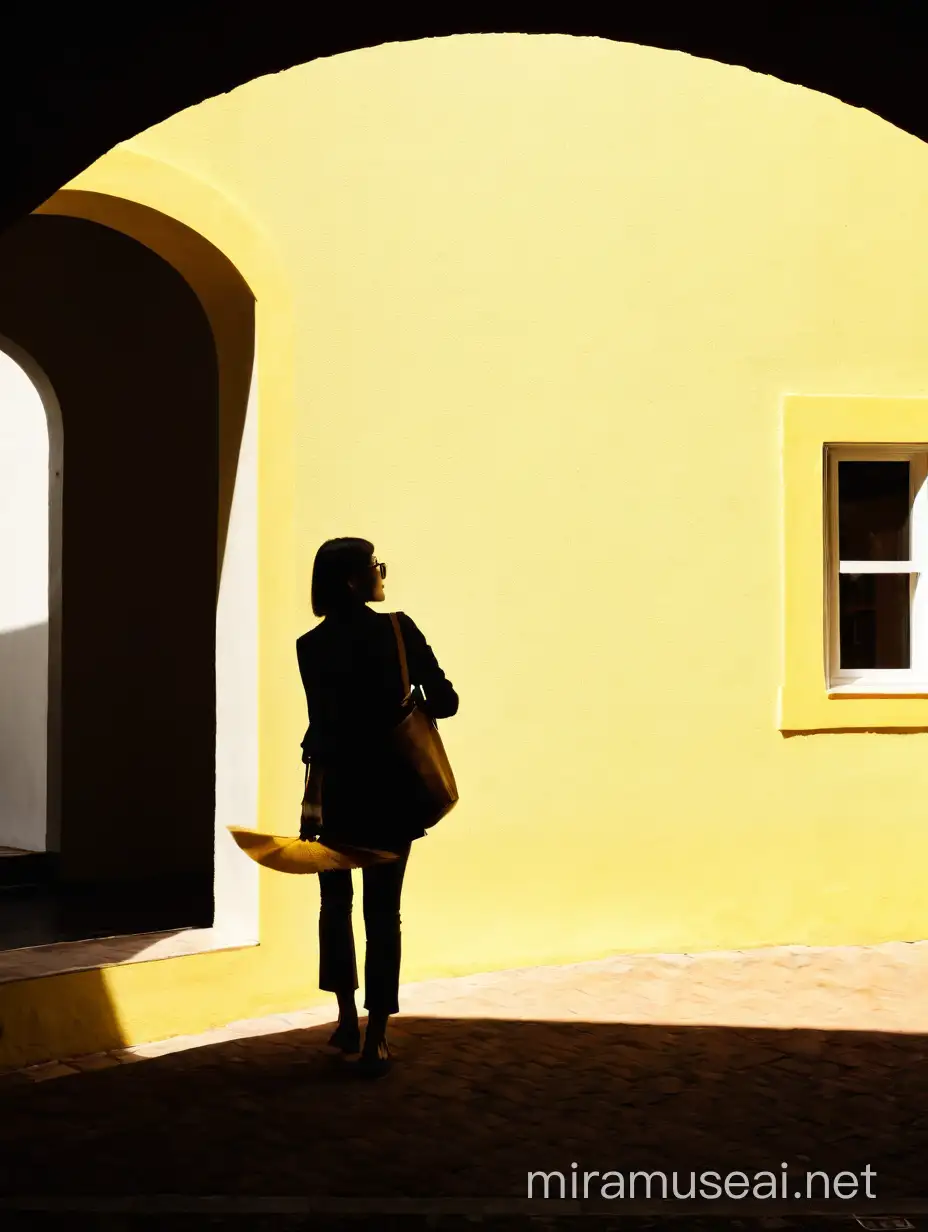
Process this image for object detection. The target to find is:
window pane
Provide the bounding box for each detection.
[839,572,911,669]
[838,460,910,560]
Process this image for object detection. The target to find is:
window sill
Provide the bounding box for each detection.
[828,682,928,697]
[778,684,928,731]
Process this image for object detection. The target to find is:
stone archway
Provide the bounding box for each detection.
[0,202,259,951]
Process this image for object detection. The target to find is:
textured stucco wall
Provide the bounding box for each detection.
[6,33,928,1064]
[129,34,928,962]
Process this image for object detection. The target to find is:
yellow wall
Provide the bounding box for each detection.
[6,33,928,1064]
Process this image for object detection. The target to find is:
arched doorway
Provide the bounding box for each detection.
[0,211,251,946]
[0,340,62,865]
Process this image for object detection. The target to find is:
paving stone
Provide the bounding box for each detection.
[124,1034,208,1058]
[66,1051,124,1072]
[21,1061,79,1082]
[4,943,928,1200]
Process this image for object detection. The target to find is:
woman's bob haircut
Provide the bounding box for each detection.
[311,537,375,617]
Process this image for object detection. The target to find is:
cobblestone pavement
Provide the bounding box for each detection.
[2,941,928,1225]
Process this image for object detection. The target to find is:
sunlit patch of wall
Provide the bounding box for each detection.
[6,33,928,1063]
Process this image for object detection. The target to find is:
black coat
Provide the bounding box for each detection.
[296,605,459,851]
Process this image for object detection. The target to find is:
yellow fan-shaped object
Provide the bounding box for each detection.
[227,827,399,874]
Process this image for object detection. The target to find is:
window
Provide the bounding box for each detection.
[825,446,928,692]
[779,396,928,731]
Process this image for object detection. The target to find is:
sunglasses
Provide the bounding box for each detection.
[371,558,387,579]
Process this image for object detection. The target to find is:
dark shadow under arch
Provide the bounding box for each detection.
[0,214,219,933]
[0,6,926,235]
[36,191,258,590]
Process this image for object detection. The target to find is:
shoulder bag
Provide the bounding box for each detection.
[389,613,458,828]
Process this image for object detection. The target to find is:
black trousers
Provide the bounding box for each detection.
[318,845,411,1015]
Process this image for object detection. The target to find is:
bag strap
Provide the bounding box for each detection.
[389,612,411,701]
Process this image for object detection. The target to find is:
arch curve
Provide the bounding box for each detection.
[0,12,925,237]
[0,164,286,950]
[32,153,299,949]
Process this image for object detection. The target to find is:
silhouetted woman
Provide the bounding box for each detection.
[296,538,459,1077]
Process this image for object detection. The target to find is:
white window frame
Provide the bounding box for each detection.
[825,442,928,694]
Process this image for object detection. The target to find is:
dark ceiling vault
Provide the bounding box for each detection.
[1,2,924,233]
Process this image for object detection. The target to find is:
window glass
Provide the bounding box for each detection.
[838,460,910,560]
[839,572,910,669]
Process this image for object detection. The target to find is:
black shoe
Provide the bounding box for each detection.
[356,1038,392,1079]
[325,1021,361,1055]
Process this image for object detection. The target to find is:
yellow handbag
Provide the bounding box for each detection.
[228,751,399,874]
[227,824,398,873]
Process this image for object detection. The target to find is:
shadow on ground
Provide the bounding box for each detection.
[0,1015,924,1215]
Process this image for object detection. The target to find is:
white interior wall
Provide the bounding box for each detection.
[0,342,54,852]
